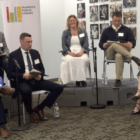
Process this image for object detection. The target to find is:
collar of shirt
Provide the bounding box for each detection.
[20,47,29,54]
[112,25,121,31]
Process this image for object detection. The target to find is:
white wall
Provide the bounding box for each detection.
[64,0,140,80]
[40,0,65,78]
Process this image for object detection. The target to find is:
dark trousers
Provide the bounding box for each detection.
[0,97,7,126]
[19,80,63,113]
[0,57,8,76]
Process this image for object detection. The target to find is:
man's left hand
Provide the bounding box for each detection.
[119,41,133,50]
[76,50,84,57]
[34,75,41,81]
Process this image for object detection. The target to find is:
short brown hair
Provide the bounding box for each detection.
[20,33,31,40]
[112,11,122,18]
[66,15,80,29]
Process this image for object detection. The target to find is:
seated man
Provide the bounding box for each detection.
[0,32,9,76]
[99,11,140,88]
[7,33,63,123]
[0,86,15,138]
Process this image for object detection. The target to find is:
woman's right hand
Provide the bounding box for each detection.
[68,51,76,57]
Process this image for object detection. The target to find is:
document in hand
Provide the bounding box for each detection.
[107,40,120,43]
[30,69,41,77]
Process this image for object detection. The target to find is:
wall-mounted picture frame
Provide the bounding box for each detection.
[100,4,109,21]
[110,4,122,17]
[130,27,136,40]
[80,21,86,29]
[77,3,85,18]
[90,24,99,39]
[100,23,109,35]
[123,0,136,8]
[89,0,98,3]
[123,10,136,24]
[90,6,98,22]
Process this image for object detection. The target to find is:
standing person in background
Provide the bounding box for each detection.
[61,15,90,87]
[0,32,9,76]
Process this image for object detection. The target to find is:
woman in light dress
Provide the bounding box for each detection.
[60,15,90,87]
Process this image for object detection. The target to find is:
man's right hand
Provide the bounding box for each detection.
[0,93,3,97]
[23,72,34,80]
[104,42,110,49]
[68,51,76,57]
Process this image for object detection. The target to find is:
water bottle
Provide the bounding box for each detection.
[102,73,104,84]
[58,77,61,83]
[105,73,108,85]
[54,103,60,118]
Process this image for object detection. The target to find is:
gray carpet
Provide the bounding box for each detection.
[2,102,140,140]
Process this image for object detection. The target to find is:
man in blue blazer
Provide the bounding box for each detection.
[7,33,63,123]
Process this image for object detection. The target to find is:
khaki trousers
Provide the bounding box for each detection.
[105,43,132,80]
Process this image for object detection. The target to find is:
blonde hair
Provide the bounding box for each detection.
[66,15,80,30]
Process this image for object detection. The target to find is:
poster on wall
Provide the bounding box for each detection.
[80,21,86,29]
[123,10,136,24]
[100,4,109,21]
[89,0,98,3]
[90,24,99,39]
[100,23,109,35]
[110,4,122,17]
[1,0,42,53]
[130,27,136,40]
[123,0,136,8]
[90,6,98,22]
[77,3,85,18]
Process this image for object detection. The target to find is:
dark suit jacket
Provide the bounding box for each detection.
[7,48,45,85]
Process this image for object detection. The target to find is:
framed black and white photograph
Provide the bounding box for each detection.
[123,0,136,8]
[77,3,85,18]
[90,24,99,39]
[130,27,136,40]
[110,4,122,17]
[123,10,136,24]
[100,23,109,35]
[80,21,86,29]
[89,0,98,3]
[100,4,109,21]
[90,6,98,22]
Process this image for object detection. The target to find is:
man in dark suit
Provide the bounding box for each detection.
[7,33,63,123]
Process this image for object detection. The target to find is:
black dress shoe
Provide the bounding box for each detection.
[81,81,87,87]
[76,81,80,87]
[131,110,140,115]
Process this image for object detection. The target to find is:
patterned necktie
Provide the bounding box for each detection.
[25,52,32,71]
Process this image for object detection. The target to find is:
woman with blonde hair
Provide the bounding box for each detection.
[60,15,90,87]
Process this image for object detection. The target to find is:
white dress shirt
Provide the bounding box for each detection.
[20,48,33,72]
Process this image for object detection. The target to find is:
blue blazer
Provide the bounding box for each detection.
[61,28,89,55]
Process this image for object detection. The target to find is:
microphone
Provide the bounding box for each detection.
[13,58,21,69]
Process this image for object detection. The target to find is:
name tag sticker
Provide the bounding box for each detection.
[0,43,3,47]
[118,33,124,37]
[79,33,85,38]
[35,59,40,64]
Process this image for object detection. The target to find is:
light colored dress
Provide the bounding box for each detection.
[60,36,90,84]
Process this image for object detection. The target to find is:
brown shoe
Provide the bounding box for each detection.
[29,113,38,123]
[0,127,10,138]
[1,87,15,96]
[34,107,48,121]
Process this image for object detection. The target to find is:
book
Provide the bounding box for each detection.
[30,69,41,77]
[107,40,120,43]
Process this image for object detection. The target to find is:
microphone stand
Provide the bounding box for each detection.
[11,64,29,131]
[90,36,106,109]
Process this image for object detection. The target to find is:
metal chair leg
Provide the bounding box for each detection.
[23,102,25,124]
[38,94,40,105]
[88,63,92,86]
